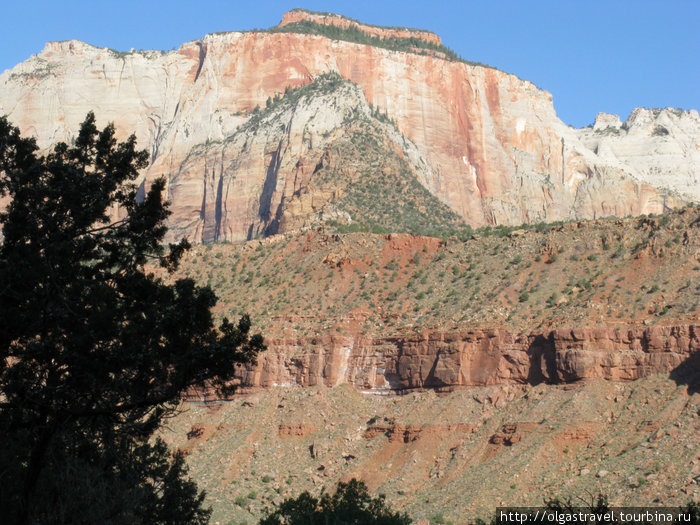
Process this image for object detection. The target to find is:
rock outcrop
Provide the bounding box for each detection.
[576,108,700,201]
[167,74,461,242]
[233,325,699,392]
[1,10,696,240]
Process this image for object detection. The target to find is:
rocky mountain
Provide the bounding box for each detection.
[169,73,464,242]
[1,9,697,242]
[2,10,698,520]
[575,108,700,201]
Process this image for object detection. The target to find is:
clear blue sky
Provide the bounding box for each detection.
[2,0,698,127]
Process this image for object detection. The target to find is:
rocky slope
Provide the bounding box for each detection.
[162,207,700,523]
[170,206,700,394]
[1,10,697,240]
[163,376,700,523]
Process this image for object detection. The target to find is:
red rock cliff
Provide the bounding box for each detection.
[232,324,699,392]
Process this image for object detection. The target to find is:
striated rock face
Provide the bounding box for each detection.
[234,325,699,392]
[0,11,697,239]
[576,108,700,201]
[166,75,457,242]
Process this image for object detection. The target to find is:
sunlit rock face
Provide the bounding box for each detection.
[1,11,695,242]
[576,108,700,201]
[232,325,699,392]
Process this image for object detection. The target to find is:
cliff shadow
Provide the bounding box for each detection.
[669,349,700,395]
[422,350,449,389]
[259,141,284,235]
[527,333,557,385]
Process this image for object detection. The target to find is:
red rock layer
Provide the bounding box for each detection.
[234,324,699,391]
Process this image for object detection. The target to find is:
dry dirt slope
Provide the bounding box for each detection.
[173,206,700,339]
[161,375,699,524]
[155,208,700,524]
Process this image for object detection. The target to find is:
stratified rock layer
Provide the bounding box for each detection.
[232,325,698,392]
[1,11,696,241]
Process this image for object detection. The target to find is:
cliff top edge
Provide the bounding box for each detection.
[278,9,442,45]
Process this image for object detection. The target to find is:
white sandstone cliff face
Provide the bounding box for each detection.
[576,108,700,201]
[0,17,696,240]
[167,79,442,242]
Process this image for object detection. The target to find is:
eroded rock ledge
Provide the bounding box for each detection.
[231,324,698,392]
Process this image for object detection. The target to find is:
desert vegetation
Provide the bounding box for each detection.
[171,206,700,338]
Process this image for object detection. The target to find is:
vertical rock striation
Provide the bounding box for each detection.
[233,325,699,392]
[0,11,696,239]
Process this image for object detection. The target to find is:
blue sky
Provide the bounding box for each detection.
[2,0,698,127]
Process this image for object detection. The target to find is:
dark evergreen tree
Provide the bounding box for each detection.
[0,112,265,524]
[259,479,411,525]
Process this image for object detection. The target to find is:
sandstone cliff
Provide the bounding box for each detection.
[168,74,463,242]
[1,11,696,240]
[231,325,698,392]
[575,108,700,201]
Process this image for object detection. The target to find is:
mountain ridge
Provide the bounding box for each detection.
[0,10,697,240]
[1,12,698,520]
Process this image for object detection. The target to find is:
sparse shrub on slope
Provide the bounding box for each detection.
[315,124,466,236]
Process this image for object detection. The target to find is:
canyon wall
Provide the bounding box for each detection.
[229,324,699,393]
[166,77,451,242]
[1,11,696,241]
